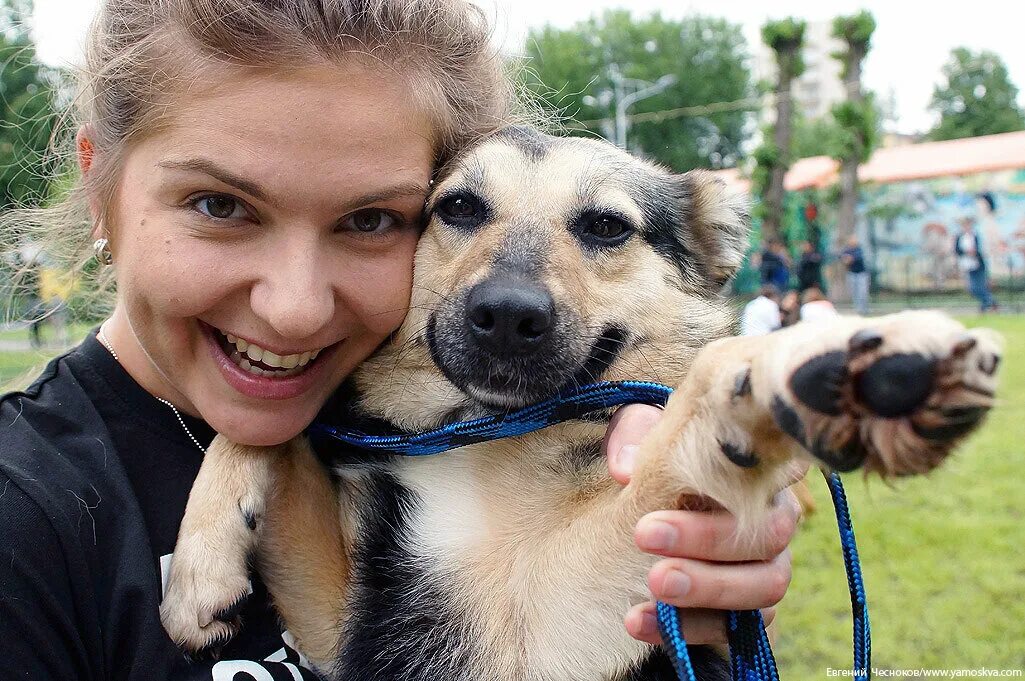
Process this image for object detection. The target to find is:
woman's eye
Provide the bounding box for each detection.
[344,208,397,233]
[193,195,248,220]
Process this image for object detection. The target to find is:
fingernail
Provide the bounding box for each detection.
[625,605,659,640]
[636,518,677,552]
[615,445,639,476]
[661,570,692,600]
[636,610,658,637]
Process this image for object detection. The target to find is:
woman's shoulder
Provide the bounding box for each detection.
[0,344,129,542]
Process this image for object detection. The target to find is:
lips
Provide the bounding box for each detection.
[201,322,340,401]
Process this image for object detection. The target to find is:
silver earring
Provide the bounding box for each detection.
[93,238,113,266]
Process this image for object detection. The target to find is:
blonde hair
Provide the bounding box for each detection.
[3,0,519,321]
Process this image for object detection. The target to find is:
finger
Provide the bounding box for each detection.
[624,603,727,646]
[625,603,778,646]
[647,551,792,611]
[635,500,800,562]
[603,404,663,485]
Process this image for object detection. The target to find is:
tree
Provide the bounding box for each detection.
[928,47,1025,141]
[791,111,842,159]
[0,0,59,209]
[831,11,877,245]
[753,17,806,243]
[521,10,753,171]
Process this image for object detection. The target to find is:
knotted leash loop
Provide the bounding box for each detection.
[311,380,870,680]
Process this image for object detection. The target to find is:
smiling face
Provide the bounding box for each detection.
[95,61,435,445]
[354,127,750,428]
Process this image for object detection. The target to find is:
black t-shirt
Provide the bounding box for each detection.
[0,331,320,680]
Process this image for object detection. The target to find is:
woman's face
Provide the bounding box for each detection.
[95,62,434,446]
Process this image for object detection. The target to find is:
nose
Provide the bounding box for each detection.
[466,277,555,356]
[250,245,336,341]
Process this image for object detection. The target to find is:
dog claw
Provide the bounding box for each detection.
[951,334,977,358]
[978,353,1000,376]
[732,367,752,400]
[849,328,883,355]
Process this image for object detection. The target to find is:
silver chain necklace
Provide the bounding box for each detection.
[96,327,207,454]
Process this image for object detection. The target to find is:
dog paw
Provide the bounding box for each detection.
[159,500,259,653]
[762,311,1001,476]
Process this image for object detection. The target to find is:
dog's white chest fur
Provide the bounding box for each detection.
[390,431,654,681]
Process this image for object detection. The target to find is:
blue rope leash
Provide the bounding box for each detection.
[310,380,870,680]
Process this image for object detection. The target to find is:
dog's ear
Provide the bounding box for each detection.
[676,170,751,289]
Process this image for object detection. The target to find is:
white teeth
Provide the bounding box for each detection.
[219,329,326,376]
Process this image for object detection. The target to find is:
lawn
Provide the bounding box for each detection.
[1,315,1022,673]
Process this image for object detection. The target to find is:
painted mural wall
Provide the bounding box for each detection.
[863,168,1025,290]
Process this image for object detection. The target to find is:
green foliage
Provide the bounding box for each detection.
[928,47,1025,141]
[791,114,842,159]
[521,10,753,170]
[760,17,806,78]
[831,10,876,46]
[830,11,877,164]
[831,96,879,163]
[0,0,59,209]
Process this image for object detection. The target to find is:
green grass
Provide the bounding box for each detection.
[2,315,1023,672]
[775,314,1025,673]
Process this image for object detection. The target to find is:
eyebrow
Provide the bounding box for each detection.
[158,158,430,212]
[159,159,269,202]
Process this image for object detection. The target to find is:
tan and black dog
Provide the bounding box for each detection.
[160,126,1002,681]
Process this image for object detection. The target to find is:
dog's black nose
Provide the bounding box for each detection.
[466,278,555,356]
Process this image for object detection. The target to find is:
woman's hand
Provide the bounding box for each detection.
[604,404,804,645]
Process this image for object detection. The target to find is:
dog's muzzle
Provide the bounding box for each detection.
[466,276,556,357]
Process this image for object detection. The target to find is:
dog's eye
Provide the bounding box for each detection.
[436,193,488,230]
[575,212,633,247]
[588,217,627,240]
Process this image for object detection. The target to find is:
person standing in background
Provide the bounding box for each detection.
[955,214,998,312]
[796,240,823,293]
[741,284,782,336]
[841,236,870,314]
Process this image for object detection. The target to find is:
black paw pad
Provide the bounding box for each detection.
[855,353,936,417]
[772,396,807,447]
[720,440,759,468]
[810,435,867,472]
[789,351,846,415]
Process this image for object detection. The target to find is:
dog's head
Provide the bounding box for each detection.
[356,127,750,427]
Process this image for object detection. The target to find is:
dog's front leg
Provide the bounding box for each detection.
[160,437,282,652]
[629,311,1002,526]
[257,437,349,667]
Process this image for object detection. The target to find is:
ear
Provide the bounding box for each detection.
[76,125,105,235]
[676,170,751,289]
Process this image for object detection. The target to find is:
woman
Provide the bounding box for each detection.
[0,1,799,677]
